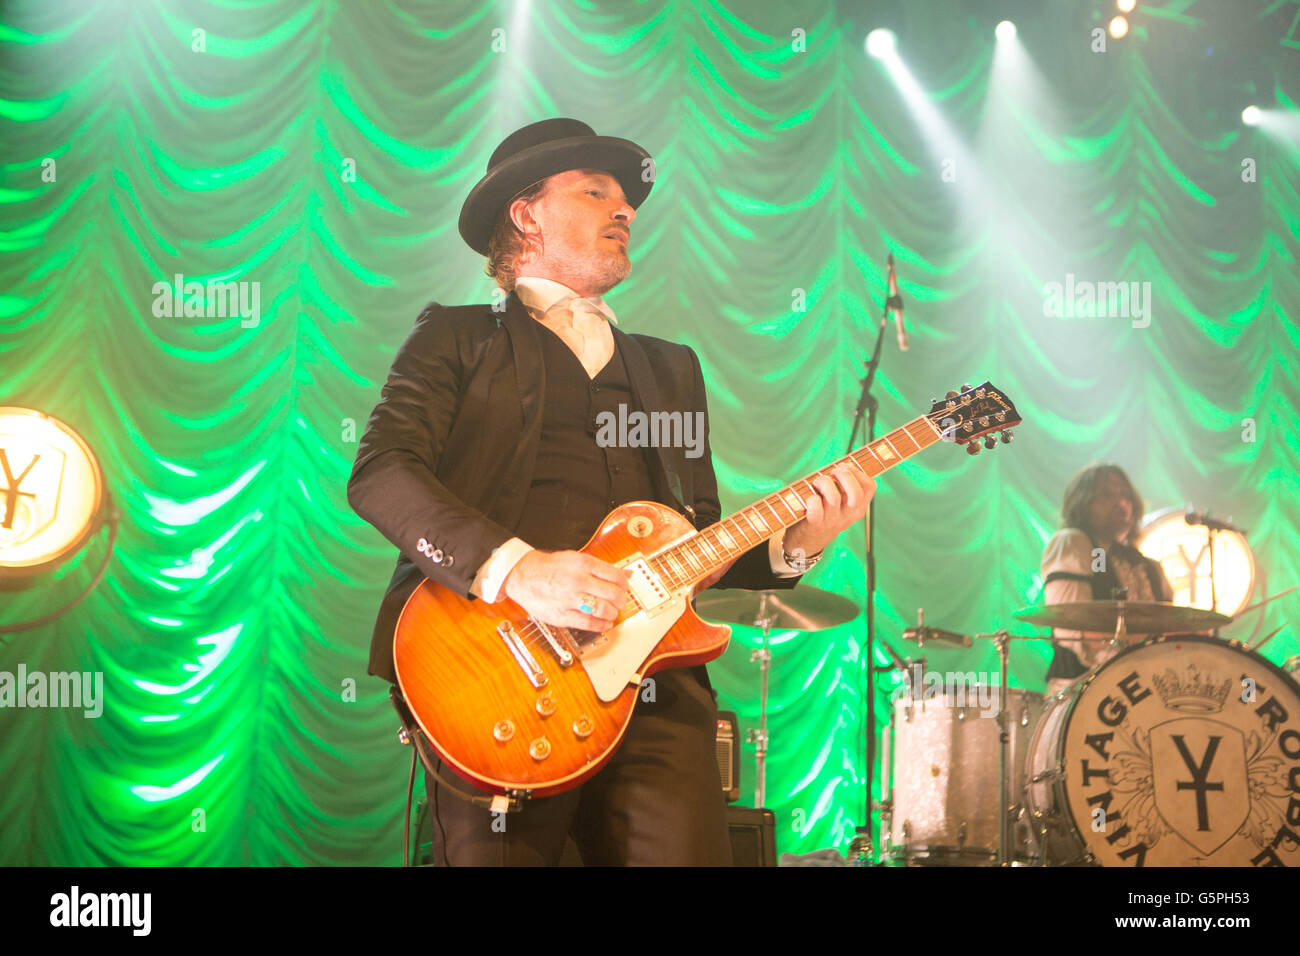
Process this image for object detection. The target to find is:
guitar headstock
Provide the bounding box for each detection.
[927,382,1022,455]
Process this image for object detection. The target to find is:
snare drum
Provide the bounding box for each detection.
[1024,634,1300,866]
[886,687,1044,864]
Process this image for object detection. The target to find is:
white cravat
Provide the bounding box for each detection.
[538,295,614,379]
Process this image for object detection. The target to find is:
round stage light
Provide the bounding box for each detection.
[1138,509,1254,618]
[0,407,107,578]
[995,21,1016,40]
[1242,105,1261,126]
[1109,16,1129,38]
[1117,0,1137,13]
[865,29,896,60]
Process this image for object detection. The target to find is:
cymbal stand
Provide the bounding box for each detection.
[993,629,1011,866]
[747,593,777,808]
[876,644,923,863]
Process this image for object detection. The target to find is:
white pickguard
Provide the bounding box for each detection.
[578,596,688,702]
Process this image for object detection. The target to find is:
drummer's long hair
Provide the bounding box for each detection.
[1061,463,1145,544]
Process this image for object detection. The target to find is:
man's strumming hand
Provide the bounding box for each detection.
[502,549,631,632]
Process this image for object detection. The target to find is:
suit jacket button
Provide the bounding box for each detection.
[431,549,444,563]
[444,554,454,568]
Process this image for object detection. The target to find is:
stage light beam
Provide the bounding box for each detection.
[1109,16,1129,39]
[1242,105,1261,126]
[995,21,1016,41]
[1117,0,1137,12]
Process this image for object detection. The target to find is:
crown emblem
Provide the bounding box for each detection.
[1152,665,1231,714]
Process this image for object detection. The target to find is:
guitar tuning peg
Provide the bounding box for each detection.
[1000,429,1013,444]
[945,390,959,400]
[961,383,972,392]
[983,434,997,450]
[966,441,981,456]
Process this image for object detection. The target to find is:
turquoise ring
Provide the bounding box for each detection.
[578,594,596,615]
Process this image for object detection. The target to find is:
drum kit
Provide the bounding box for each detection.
[694,517,1300,868]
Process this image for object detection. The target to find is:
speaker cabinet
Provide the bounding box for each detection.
[726,806,777,866]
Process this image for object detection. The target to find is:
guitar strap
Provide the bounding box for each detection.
[388,686,528,814]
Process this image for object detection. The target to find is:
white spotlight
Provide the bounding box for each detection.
[995,21,1016,40]
[866,29,896,59]
[1109,16,1129,38]
[1242,106,1261,126]
[1117,0,1137,12]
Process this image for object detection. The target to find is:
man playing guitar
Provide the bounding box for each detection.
[348,118,874,865]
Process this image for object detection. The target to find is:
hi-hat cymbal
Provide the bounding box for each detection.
[693,586,860,632]
[1013,601,1232,634]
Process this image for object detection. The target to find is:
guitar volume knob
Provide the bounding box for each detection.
[493,720,515,742]
[529,736,551,760]
[572,716,593,740]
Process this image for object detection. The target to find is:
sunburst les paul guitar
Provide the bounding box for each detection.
[394,382,1022,797]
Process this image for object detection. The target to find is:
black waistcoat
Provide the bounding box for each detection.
[515,323,662,550]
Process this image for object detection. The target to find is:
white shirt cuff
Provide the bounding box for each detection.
[471,537,535,603]
[769,530,802,577]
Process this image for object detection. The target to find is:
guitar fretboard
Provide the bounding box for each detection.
[650,415,943,591]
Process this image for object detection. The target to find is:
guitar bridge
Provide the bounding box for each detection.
[497,621,547,689]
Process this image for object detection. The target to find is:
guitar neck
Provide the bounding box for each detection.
[651,414,944,590]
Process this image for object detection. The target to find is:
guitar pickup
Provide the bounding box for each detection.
[619,558,674,616]
[497,621,547,689]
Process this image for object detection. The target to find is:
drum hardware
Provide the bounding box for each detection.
[902,608,973,649]
[1249,623,1286,653]
[694,585,860,810]
[1237,585,1297,619]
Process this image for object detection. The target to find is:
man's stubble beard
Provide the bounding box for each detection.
[530,243,630,296]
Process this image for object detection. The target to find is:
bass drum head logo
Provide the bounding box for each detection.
[0,407,103,573]
[1064,636,1300,866]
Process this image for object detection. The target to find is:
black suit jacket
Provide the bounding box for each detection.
[348,291,801,683]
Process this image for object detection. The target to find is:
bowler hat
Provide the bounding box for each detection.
[458,118,653,256]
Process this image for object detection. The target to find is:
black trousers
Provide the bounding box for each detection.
[424,667,733,866]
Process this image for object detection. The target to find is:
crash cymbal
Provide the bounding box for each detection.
[693,585,860,632]
[1012,601,1232,634]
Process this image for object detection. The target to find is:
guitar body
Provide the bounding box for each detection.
[394,500,732,797]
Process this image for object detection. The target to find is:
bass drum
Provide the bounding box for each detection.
[1024,634,1300,866]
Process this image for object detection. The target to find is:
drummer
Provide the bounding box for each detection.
[1043,463,1174,696]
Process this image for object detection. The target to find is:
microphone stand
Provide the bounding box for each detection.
[847,279,898,862]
